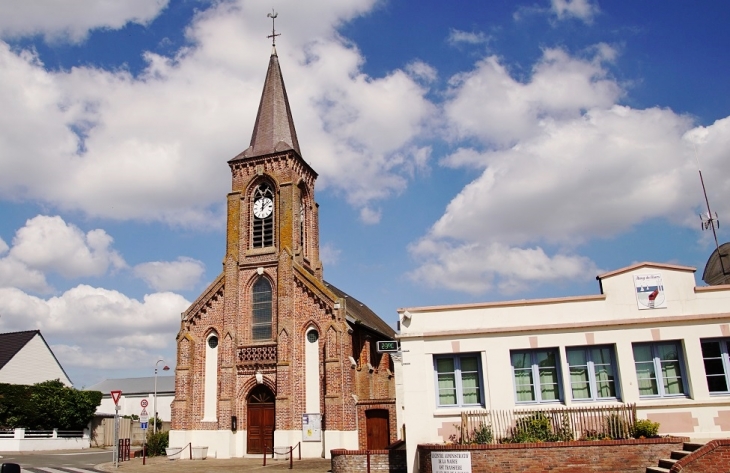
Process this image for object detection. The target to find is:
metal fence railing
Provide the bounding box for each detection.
[460,403,637,443]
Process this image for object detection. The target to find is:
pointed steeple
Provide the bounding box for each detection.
[242,47,301,158]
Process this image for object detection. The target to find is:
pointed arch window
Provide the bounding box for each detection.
[299,196,307,255]
[252,277,273,340]
[252,183,274,248]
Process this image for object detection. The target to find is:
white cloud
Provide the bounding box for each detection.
[550,0,600,23]
[410,46,730,295]
[8,215,126,278]
[447,29,489,46]
[0,285,189,371]
[134,257,206,291]
[444,47,622,147]
[0,0,169,43]
[360,207,382,225]
[0,237,7,254]
[408,241,598,295]
[0,0,433,227]
[320,243,342,266]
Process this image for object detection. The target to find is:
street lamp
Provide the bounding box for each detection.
[154,359,170,434]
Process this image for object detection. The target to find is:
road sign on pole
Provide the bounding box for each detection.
[111,390,122,405]
[140,399,148,408]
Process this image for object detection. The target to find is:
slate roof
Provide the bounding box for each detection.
[239,46,301,159]
[85,376,175,395]
[0,330,37,370]
[325,281,396,339]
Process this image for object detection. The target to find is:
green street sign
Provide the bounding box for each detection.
[376,340,399,353]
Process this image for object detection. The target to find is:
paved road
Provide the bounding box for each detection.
[0,449,111,473]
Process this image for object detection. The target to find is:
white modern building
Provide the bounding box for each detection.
[396,262,730,473]
[87,376,175,422]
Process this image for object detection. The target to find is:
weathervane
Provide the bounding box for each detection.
[267,9,280,46]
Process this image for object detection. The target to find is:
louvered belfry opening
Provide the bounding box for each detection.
[252,183,274,248]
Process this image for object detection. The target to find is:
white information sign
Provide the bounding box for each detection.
[634,274,666,310]
[431,451,472,473]
[301,413,322,442]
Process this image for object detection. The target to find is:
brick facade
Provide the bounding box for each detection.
[331,449,407,473]
[415,438,689,473]
[170,49,395,454]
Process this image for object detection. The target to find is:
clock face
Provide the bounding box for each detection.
[253,197,274,219]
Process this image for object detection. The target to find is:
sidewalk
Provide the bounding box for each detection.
[96,455,332,472]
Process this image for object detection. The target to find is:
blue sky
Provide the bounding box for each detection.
[0,0,728,388]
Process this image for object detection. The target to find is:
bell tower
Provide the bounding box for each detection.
[171,39,396,460]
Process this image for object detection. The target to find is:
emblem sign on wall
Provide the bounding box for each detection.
[634,274,666,310]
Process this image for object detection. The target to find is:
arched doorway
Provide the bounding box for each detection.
[247,385,275,454]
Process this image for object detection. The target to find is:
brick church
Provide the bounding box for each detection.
[169,44,397,459]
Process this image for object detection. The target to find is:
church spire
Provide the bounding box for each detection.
[242,46,301,158]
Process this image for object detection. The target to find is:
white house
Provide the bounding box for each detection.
[86,376,175,422]
[0,330,72,387]
[396,262,730,473]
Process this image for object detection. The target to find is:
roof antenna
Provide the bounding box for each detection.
[695,147,728,276]
[267,9,280,47]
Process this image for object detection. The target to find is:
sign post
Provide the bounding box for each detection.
[110,390,122,468]
[140,400,149,465]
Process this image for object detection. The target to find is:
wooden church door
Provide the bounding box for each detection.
[365,409,390,450]
[247,385,275,454]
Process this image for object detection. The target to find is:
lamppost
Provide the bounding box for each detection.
[154,359,170,434]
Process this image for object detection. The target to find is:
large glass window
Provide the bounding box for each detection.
[511,349,561,403]
[566,346,619,401]
[701,339,730,394]
[251,278,272,340]
[632,341,686,397]
[434,354,482,407]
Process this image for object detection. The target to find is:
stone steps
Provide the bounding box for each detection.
[646,442,704,473]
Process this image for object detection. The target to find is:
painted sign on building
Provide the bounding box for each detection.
[634,274,666,310]
[431,451,471,472]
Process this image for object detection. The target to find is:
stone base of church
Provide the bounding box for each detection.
[168,429,358,459]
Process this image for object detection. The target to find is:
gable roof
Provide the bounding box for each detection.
[240,46,301,159]
[325,281,396,338]
[85,376,175,395]
[0,330,73,386]
[0,330,38,370]
[596,261,696,280]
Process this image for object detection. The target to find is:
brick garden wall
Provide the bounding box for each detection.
[417,438,688,473]
[331,449,407,473]
[670,439,730,473]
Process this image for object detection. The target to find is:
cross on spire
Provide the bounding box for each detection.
[267,9,280,46]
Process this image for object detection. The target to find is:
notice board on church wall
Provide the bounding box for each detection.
[302,413,321,442]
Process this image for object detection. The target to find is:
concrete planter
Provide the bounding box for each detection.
[165,447,182,460]
[192,446,208,460]
[274,447,290,460]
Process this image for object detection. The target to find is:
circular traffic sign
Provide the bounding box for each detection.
[141,399,149,408]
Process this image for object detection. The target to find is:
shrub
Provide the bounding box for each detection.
[146,430,169,456]
[631,419,660,438]
[471,423,494,444]
[502,412,573,443]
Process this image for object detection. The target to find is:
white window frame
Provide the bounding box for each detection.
[433,354,483,408]
[510,348,562,404]
[632,341,688,398]
[700,338,730,395]
[566,345,620,402]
